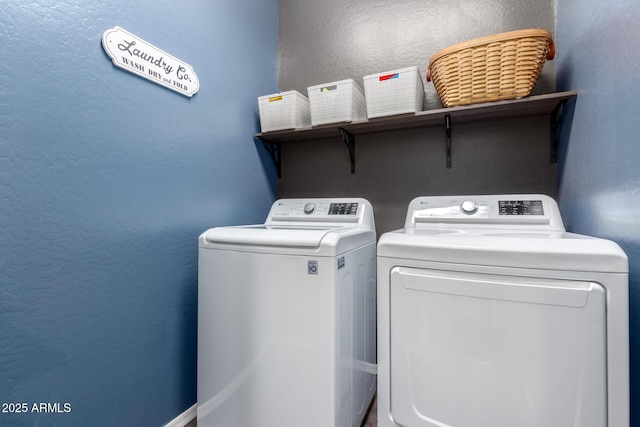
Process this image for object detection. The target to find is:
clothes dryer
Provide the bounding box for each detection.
[198,198,377,427]
[377,194,628,427]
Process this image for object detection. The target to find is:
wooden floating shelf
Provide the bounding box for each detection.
[254,91,577,176]
[255,91,577,144]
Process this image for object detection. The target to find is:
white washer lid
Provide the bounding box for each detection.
[377,230,628,273]
[200,225,375,256]
[202,225,335,248]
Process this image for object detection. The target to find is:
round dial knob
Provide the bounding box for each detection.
[460,200,478,215]
[303,202,316,214]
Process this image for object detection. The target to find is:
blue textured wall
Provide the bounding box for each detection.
[0,0,278,425]
[555,1,640,425]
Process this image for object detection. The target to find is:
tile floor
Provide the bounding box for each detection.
[187,395,378,426]
[362,395,378,426]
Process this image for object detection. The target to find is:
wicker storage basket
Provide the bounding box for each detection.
[426,29,555,107]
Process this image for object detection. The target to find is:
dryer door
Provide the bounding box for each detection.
[389,267,607,427]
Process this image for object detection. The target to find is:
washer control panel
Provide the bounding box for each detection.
[460,200,479,215]
[303,202,316,214]
[271,201,359,217]
[297,202,359,216]
[265,198,374,228]
[327,202,360,215]
[406,194,563,230]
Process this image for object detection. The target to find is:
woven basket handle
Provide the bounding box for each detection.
[426,68,432,82]
[547,41,556,60]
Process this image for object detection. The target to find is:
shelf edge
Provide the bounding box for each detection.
[254,91,578,143]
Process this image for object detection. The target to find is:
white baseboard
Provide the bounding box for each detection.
[164,403,197,427]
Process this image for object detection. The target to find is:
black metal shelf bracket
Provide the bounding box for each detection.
[550,100,567,164]
[262,140,281,178]
[339,128,356,174]
[445,114,452,169]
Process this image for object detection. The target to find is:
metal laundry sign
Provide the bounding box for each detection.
[102,26,199,97]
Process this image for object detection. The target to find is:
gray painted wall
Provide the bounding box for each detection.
[278,0,556,235]
[556,1,640,423]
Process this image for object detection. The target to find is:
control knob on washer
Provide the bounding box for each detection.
[303,202,316,214]
[460,200,478,215]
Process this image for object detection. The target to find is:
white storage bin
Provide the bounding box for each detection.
[307,79,366,126]
[258,90,311,132]
[363,66,424,118]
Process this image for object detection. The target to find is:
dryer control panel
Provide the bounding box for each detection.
[407,194,564,231]
[498,200,545,216]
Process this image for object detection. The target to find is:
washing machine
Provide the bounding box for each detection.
[377,194,629,427]
[198,198,377,427]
